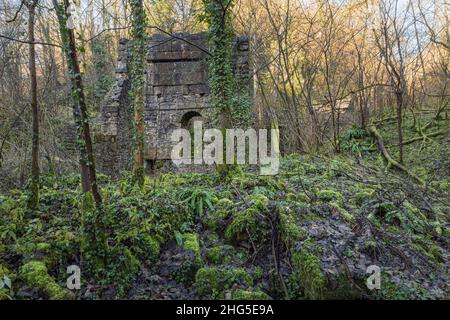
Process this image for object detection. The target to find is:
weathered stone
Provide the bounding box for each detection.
[95,33,250,177]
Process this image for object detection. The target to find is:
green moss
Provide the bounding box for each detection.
[367,212,381,227]
[205,244,240,264]
[36,242,51,251]
[206,245,233,264]
[413,242,444,265]
[136,234,160,262]
[35,242,60,269]
[429,180,449,191]
[206,198,235,230]
[19,261,74,300]
[412,166,428,181]
[330,202,354,223]
[353,189,376,205]
[206,232,219,243]
[174,233,203,284]
[182,233,201,262]
[206,246,222,264]
[317,189,343,205]
[216,198,234,207]
[225,193,269,243]
[195,267,220,296]
[279,208,306,245]
[290,250,326,299]
[374,202,397,218]
[13,239,64,270]
[0,265,8,278]
[253,266,263,280]
[429,244,444,263]
[231,289,270,300]
[195,267,253,296]
[195,267,221,296]
[286,192,310,203]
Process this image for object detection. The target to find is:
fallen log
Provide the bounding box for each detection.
[373,116,397,124]
[398,130,446,146]
[368,125,425,185]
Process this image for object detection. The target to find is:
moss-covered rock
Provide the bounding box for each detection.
[353,189,376,205]
[317,189,343,205]
[135,234,160,262]
[230,288,270,300]
[330,202,354,223]
[206,245,232,264]
[289,249,326,299]
[195,267,221,296]
[279,207,306,245]
[286,193,310,203]
[225,193,269,243]
[195,267,253,297]
[173,233,203,284]
[182,233,201,262]
[204,198,235,231]
[19,261,74,300]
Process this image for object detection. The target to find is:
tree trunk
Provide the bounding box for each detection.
[53,0,90,193]
[53,0,102,208]
[395,91,404,164]
[129,0,147,187]
[28,0,39,209]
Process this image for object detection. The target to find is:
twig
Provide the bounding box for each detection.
[0,34,62,48]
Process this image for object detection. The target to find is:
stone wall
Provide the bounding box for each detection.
[95,38,132,178]
[95,33,250,177]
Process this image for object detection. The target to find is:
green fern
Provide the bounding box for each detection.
[179,188,216,217]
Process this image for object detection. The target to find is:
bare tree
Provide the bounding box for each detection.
[373,0,409,164]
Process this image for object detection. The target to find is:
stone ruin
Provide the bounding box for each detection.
[95,32,250,178]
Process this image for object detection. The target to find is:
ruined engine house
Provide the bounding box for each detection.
[96,33,250,177]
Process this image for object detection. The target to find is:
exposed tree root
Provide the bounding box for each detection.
[368,125,425,185]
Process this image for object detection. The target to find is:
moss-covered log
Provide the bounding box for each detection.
[398,130,446,146]
[368,125,425,185]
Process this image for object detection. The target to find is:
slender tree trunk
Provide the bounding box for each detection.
[28,0,39,209]
[357,53,369,128]
[330,99,340,153]
[53,0,102,207]
[396,91,404,164]
[129,0,146,187]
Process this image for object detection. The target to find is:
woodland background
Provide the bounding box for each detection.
[0,0,448,300]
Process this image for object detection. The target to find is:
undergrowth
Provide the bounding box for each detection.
[0,114,448,300]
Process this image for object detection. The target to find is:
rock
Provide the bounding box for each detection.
[16,286,39,299]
